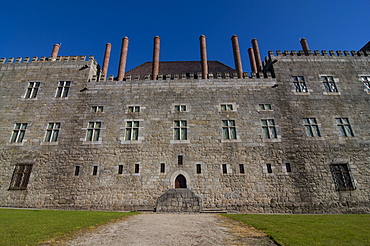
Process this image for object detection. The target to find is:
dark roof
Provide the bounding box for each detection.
[126,61,236,77]
[359,41,370,53]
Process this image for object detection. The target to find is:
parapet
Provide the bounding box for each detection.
[269,50,370,57]
[0,55,89,64]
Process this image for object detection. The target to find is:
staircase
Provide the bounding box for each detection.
[156,188,202,212]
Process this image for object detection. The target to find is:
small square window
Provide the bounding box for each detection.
[196,164,202,174]
[259,104,272,110]
[175,105,187,111]
[92,106,104,112]
[239,164,245,174]
[118,165,124,174]
[160,163,165,173]
[128,106,140,113]
[266,164,272,173]
[221,104,233,111]
[134,164,140,173]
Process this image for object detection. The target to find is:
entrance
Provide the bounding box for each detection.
[175,174,187,188]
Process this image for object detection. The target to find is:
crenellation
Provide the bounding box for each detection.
[108,75,114,81]
[40,56,46,61]
[329,50,335,56]
[0,58,6,63]
[24,57,30,63]
[32,57,38,62]
[344,50,350,56]
[322,50,328,56]
[314,50,321,55]
[291,50,297,56]
[7,57,14,63]
[351,51,357,56]
[15,57,22,63]
[336,50,343,56]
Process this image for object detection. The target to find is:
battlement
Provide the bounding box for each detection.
[0,55,94,64]
[269,50,370,57]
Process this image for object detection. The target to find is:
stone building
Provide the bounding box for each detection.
[0,36,369,213]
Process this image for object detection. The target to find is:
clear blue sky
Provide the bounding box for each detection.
[0,0,369,76]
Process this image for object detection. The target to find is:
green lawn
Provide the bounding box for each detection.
[223,214,370,246]
[0,208,138,246]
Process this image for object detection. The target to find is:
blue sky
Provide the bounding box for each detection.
[0,0,369,76]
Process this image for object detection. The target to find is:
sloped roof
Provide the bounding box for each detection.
[126,61,236,77]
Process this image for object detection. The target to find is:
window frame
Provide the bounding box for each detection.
[125,121,140,141]
[335,118,354,137]
[86,122,101,141]
[292,76,308,93]
[173,120,187,140]
[10,123,27,143]
[222,120,237,140]
[261,119,277,139]
[303,118,321,137]
[56,81,71,98]
[321,76,338,93]
[44,122,61,142]
[25,81,40,99]
[330,164,355,191]
[9,164,33,190]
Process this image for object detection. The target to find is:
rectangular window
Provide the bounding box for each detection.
[9,164,33,190]
[222,164,227,174]
[56,81,71,97]
[285,163,292,173]
[292,76,308,92]
[160,163,165,173]
[196,164,202,174]
[178,155,183,165]
[118,165,124,174]
[261,119,277,139]
[128,106,140,113]
[239,164,245,174]
[92,166,98,175]
[91,106,104,112]
[221,104,233,111]
[321,76,338,92]
[86,122,101,141]
[134,164,140,174]
[330,164,354,191]
[174,121,187,140]
[74,166,80,176]
[11,123,27,143]
[266,164,272,173]
[222,120,237,139]
[361,76,370,91]
[175,105,187,111]
[259,104,272,110]
[25,82,40,98]
[45,122,61,142]
[303,118,321,137]
[125,121,139,140]
[336,118,354,137]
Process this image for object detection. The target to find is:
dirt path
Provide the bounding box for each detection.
[58,213,276,246]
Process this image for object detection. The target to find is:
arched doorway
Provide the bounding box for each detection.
[175,174,187,188]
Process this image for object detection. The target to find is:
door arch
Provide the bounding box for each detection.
[175,174,187,188]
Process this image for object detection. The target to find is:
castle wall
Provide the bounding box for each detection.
[0,52,369,213]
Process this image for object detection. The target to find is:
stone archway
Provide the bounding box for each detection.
[175,174,187,188]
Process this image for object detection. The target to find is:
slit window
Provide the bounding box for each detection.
[118,165,124,174]
[285,163,291,172]
[92,166,98,175]
[178,155,183,165]
[239,164,245,174]
[266,164,272,173]
[196,164,202,174]
[160,163,165,173]
[222,164,227,174]
[74,166,80,176]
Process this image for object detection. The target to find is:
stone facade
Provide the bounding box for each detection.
[0,41,369,214]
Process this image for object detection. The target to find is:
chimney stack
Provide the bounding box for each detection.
[231,35,243,78]
[117,37,129,81]
[152,36,160,80]
[248,48,258,74]
[251,39,262,71]
[51,44,60,60]
[102,43,112,80]
[300,38,310,56]
[199,35,208,79]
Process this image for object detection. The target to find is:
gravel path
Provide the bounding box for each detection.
[58,213,277,246]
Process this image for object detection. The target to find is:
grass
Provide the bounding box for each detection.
[0,208,138,246]
[223,214,370,246]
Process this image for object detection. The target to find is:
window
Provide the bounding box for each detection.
[160,163,165,173]
[25,82,40,98]
[259,104,272,110]
[292,76,308,92]
[118,165,124,174]
[361,76,370,91]
[174,121,187,140]
[74,166,80,176]
[303,118,321,137]
[285,163,291,173]
[266,164,272,173]
[321,76,338,92]
[86,122,101,141]
[221,104,233,111]
[330,164,354,191]
[196,164,202,174]
[222,120,237,139]
[222,164,227,174]
[239,164,245,174]
[128,106,140,113]
[175,105,187,111]
[45,122,60,142]
[92,166,98,175]
[56,81,71,97]
[261,119,277,139]
[178,155,183,165]
[134,164,140,174]
[11,123,27,143]
[92,106,103,112]
[125,121,139,140]
[336,118,354,137]
[9,164,33,190]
